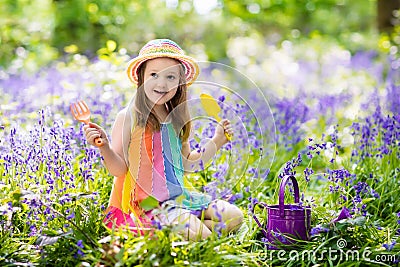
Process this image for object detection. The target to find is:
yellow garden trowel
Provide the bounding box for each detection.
[200,93,232,141]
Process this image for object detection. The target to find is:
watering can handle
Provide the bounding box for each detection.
[250,202,269,238]
[279,175,300,218]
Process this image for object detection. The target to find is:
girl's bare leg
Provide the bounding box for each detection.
[173,213,212,241]
[203,200,244,234]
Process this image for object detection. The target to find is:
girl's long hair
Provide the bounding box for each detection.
[135,60,191,142]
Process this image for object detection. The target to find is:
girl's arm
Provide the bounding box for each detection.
[182,119,233,173]
[84,109,129,177]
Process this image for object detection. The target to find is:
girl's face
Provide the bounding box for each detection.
[143,57,181,106]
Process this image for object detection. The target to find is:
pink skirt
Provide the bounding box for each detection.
[104,206,154,235]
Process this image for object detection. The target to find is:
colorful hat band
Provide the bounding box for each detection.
[126,39,199,86]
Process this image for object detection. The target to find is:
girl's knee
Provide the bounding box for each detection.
[174,213,212,241]
[213,200,244,232]
[188,224,212,240]
[225,205,244,232]
[204,200,244,233]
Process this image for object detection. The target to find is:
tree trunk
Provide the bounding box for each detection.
[377,0,400,32]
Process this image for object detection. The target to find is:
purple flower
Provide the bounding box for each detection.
[270,231,288,244]
[386,83,400,115]
[278,154,302,178]
[332,207,352,222]
[66,212,75,220]
[190,210,202,217]
[77,250,85,257]
[310,225,330,236]
[151,220,163,230]
[303,167,314,182]
[382,241,396,251]
[77,240,84,249]
[227,192,243,204]
[203,181,218,200]
[248,197,258,205]
[28,225,37,237]
[215,221,226,236]
[288,205,303,211]
[273,97,309,150]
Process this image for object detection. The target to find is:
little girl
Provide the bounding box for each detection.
[84,39,243,240]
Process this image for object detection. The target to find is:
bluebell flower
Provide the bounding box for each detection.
[382,241,396,251]
[270,231,287,244]
[29,225,37,237]
[303,167,314,182]
[215,221,226,236]
[190,210,202,217]
[386,83,400,115]
[310,225,330,236]
[332,207,352,222]
[66,212,75,220]
[77,250,85,257]
[77,240,84,248]
[227,192,243,204]
[151,220,163,230]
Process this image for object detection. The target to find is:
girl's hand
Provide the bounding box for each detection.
[83,122,109,147]
[214,119,233,145]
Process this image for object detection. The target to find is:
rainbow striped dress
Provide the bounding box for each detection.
[108,122,211,218]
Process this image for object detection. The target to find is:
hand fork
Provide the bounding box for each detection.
[70,100,103,147]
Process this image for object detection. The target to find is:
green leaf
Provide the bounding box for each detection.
[139,196,159,211]
[11,189,22,202]
[35,231,72,247]
[362,197,375,204]
[115,246,125,262]
[346,216,366,226]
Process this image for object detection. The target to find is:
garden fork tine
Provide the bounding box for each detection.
[78,100,90,122]
[70,100,89,123]
[70,100,103,147]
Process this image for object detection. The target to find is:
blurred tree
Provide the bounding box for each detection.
[52,0,94,53]
[0,0,393,71]
[377,0,400,32]
[0,0,57,70]
[52,0,134,55]
[222,0,375,38]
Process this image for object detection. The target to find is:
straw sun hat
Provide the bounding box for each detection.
[126,39,200,86]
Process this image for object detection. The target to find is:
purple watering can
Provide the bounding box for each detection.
[251,175,311,247]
